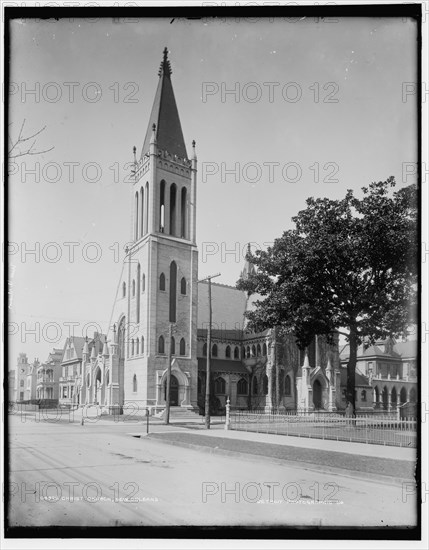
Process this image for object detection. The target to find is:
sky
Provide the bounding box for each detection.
[7,15,419,365]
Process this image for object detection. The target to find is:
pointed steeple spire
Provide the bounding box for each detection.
[140,47,187,160]
[241,243,256,280]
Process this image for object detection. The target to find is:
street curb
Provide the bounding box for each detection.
[142,433,416,487]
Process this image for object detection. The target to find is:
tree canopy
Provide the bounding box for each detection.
[237,178,418,413]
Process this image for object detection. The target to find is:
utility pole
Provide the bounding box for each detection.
[164,323,173,425]
[198,273,221,429]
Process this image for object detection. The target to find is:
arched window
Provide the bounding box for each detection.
[159,273,165,291]
[203,342,207,356]
[159,180,165,232]
[181,187,187,238]
[212,344,218,357]
[131,339,134,356]
[237,378,248,395]
[171,336,176,355]
[361,389,367,402]
[252,345,256,357]
[246,346,250,358]
[263,374,268,395]
[118,316,126,360]
[122,282,126,298]
[285,375,291,396]
[242,347,246,359]
[144,182,149,234]
[132,279,136,297]
[134,192,139,240]
[141,336,144,354]
[180,338,186,356]
[158,335,165,354]
[234,346,239,359]
[140,187,144,237]
[257,344,261,356]
[136,338,140,355]
[170,183,177,236]
[214,377,226,394]
[252,376,258,395]
[409,387,417,403]
[169,261,177,322]
[181,277,186,295]
[263,343,267,356]
[400,387,407,404]
[225,345,231,358]
[133,374,137,393]
[142,273,145,292]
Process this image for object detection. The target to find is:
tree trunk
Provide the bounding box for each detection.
[346,325,357,418]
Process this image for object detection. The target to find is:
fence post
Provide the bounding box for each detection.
[224,397,231,430]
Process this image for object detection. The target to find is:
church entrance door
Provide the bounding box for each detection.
[164,374,179,406]
[313,379,323,409]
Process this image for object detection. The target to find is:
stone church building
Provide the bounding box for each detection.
[76,48,415,415]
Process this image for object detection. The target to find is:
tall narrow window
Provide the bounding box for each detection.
[133,374,137,392]
[132,280,135,297]
[169,183,177,236]
[234,346,239,359]
[180,338,186,356]
[140,187,144,237]
[158,336,165,354]
[134,192,139,240]
[141,336,144,354]
[136,264,140,323]
[159,180,165,232]
[257,344,261,356]
[262,343,267,356]
[203,342,207,356]
[180,277,186,295]
[144,182,149,234]
[142,273,145,292]
[225,345,231,358]
[171,336,176,355]
[169,261,177,322]
[212,344,218,357]
[131,339,134,356]
[122,282,126,298]
[136,338,139,355]
[263,374,268,395]
[181,187,187,238]
[159,273,165,291]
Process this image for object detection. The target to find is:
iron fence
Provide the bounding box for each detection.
[230,410,417,447]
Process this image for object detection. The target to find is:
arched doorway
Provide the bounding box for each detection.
[164,374,179,406]
[95,368,102,405]
[313,379,323,409]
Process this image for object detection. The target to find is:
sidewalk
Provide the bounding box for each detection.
[142,425,417,485]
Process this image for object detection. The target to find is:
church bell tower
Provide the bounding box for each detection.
[110,47,198,412]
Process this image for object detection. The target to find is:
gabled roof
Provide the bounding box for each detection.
[140,48,187,160]
[339,366,370,387]
[340,339,417,362]
[198,281,247,332]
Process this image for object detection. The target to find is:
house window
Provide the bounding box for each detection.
[262,343,267,356]
[237,378,248,395]
[214,377,226,394]
[234,346,239,359]
[212,344,218,357]
[181,277,186,295]
[225,345,231,358]
[159,273,166,291]
[133,374,137,392]
[180,338,186,356]
[158,336,165,354]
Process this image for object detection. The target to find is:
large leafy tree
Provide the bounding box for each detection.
[237,178,418,415]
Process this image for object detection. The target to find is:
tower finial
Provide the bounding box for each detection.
[158,46,172,77]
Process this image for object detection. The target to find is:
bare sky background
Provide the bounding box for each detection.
[8,16,418,364]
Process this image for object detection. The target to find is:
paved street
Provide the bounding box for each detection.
[7,414,417,528]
